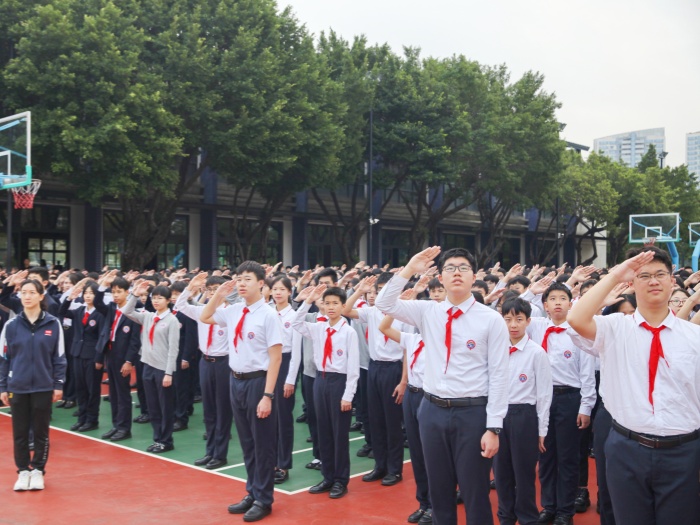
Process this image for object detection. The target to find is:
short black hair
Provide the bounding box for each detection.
[205,276,227,287]
[608,294,637,314]
[625,245,672,273]
[151,285,172,299]
[543,282,572,302]
[82,280,100,297]
[507,275,531,289]
[322,287,347,304]
[375,272,394,289]
[438,248,476,273]
[111,277,130,291]
[236,261,265,281]
[428,278,444,291]
[315,268,339,285]
[472,280,488,294]
[483,274,499,285]
[170,281,187,293]
[580,279,597,292]
[501,297,532,318]
[472,291,484,304]
[27,266,50,283]
[271,275,293,292]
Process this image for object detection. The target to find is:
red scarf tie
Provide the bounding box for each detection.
[82,311,90,326]
[149,317,160,345]
[640,322,668,409]
[509,346,518,355]
[323,327,336,371]
[410,340,425,371]
[444,306,464,373]
[542,326,566,352]
[233,307,250,351]
[207,324,214,351]
[316,316,327,322]
[110,310,122,341]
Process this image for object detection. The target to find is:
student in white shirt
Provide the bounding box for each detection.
[201,261,282,523]
[292,284,359,499]
[269,275,301,484]
[495,297,552,525]
[568,247,700,525]
[376,246,509,525]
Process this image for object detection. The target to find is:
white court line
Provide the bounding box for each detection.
[0,408,396,497]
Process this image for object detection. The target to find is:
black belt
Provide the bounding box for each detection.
[553,386,580,395]
[423,392,488,408]
[408,385,423,394]
[203,355,227,362]
[612,420,699,449]
[231,370,267,380]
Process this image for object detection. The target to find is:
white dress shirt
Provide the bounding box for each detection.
[212,297,283,373]
[356,305,405,361]
[273,304,302,385]
[175,289,229,357]
[508,337,553,437]
[292,302,360,402]
[376,275,510,428]
[527,318,597,416]
[400,332,425,389]
[586,310,700,435]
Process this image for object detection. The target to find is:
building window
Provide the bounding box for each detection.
[307,224,343,268]
[442,232,476,253]
[158,216,189,269]
[381,230,411,267]
[26,236,68,268]
[217,219,282,267]
[104,211,125,269]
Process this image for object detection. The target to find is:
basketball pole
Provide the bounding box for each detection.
[6,190,12,269]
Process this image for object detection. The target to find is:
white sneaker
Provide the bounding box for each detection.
[13,470,30,491]
[29,469,44,490]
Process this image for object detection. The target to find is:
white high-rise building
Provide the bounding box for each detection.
[593,128,666,168]
[686,131,700,177]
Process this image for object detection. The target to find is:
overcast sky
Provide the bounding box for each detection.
[282,0,700,167]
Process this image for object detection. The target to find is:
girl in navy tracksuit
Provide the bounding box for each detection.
[0,279,66,491]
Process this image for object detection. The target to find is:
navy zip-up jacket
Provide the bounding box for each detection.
[0,311,67,394]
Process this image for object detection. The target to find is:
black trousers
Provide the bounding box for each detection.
[419,400,493,525]
[367,360,404,474]
[200,356,233,461]
[302,374,320,460]
[10,391,53,473]
[578,370,600,487]
[494,404,540,525]
[359,367,372,448]
[274,352,295,470]
[142,364,175,446]
[134,355,148,415]
[314,372,352,485]
[174,359,194,425]
[606,425,700,525]
[230,374,276,508]
[75,356,102,425]
[105,352,132,432]
[62,329,76,401]
[403,388,430,510]
[539,389,581,518]
[593,402,615,525]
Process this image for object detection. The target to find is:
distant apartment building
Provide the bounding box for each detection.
[594,128,665,168]
[687,131,700,176]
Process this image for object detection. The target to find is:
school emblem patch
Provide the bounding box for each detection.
[218,330,224,336]
[337,349,344,357]
[284,322,291,329]
[519,373,528,383]
[122,326,130,333]
[564,350,572,359]
[247,332,255,340]
[89,320,96,327]
[466,340,476,350]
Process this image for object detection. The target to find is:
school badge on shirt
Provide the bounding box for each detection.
[564,350,572,359]
[337,349,344,357]
[466,340,476,350]
[519,373,528,383]
[247,332,255,340]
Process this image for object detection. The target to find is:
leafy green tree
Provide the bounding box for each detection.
[637,144,660,173]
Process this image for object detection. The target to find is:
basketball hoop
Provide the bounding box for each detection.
[11,179,41,209]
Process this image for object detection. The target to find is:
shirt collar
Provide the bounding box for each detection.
[548,319,570,329]
[512,336,530,352]
[246,297,267,313]
[277,304,293,316]
[633,308,676,330]
[442,295,476,313]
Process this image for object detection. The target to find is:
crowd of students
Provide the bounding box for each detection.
[0,246,698,525]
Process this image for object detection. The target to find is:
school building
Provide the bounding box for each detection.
[2,160,605,271]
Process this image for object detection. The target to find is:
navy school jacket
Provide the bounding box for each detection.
[58,299,107,361]
[93,289,141,365]
[0,311,67,394]
[0,283,60,316]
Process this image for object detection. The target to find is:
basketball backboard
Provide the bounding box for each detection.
[0,111,32,189]
[629,213,680,244]
[689,223,700,247]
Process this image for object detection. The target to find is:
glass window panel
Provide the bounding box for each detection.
[55,239,67,252]
[28,238,40,250]
[42,239,54,250]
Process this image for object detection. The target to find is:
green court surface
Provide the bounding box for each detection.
[1,388,390,495]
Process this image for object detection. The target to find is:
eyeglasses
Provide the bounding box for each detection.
[206,287,220,293]
[635,271,670,282]
[669,298,687,306]
[443,265,473,274]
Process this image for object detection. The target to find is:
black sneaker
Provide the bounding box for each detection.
[356,443,372,457]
